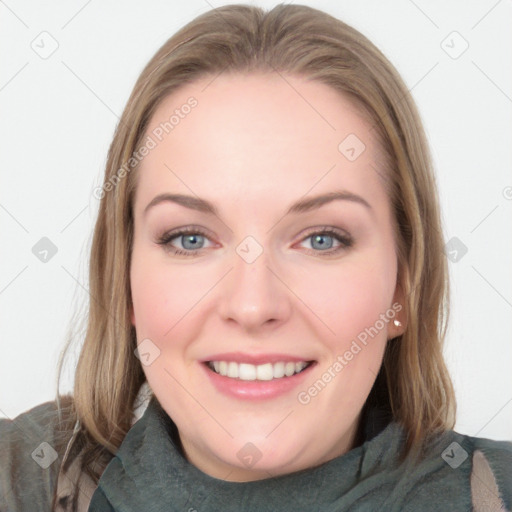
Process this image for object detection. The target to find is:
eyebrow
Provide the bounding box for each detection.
[143,190,372,217]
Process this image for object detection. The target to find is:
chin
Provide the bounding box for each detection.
[214,434,309,477]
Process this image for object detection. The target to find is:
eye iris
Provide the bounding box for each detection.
[311,234,333,250]
[182,234,203,250]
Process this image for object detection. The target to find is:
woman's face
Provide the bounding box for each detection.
[130,73,405,481]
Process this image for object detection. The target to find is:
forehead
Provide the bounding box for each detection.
[134,73,388,216]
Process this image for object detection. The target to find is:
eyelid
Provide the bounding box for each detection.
[296,225,352,242]
[158,225,215,241]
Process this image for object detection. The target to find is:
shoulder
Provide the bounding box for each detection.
[467,433,512,511]
[401,428,512,511]
[0,397,76,512]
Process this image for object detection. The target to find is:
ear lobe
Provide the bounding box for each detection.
[391,318,405,339]
[390,283,406,338]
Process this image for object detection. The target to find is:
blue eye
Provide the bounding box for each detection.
[178,233,205,250]
[299,229,353,255]
[157,226,353,257]
[157,227,211,257]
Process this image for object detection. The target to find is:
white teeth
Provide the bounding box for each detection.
[256,363,273,381]
[239,363,256,381]
[285,362,296,377]
[273,362,285,378]
[227,362,239,378]
[208,360,311,380]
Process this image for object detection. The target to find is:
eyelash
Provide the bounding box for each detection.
[156,225,353,258]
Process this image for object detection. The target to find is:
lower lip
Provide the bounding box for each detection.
[201,362,316,400]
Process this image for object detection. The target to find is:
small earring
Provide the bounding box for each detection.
[393,319,402,327]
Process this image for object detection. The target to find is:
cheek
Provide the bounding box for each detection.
[294,256,396,345]
[130,252,187,341]
[130,250,218,352]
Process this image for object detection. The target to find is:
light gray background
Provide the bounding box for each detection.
[1,0,511,441]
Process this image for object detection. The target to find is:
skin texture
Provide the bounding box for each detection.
[129,73,405,482]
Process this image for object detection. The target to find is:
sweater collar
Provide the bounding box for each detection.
[92,394,407,511]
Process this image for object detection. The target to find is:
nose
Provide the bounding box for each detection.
[217,241,292,333]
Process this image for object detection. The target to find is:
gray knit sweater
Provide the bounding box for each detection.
[1,394,511,511]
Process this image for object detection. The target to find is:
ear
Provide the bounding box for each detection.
[389,281,406,339]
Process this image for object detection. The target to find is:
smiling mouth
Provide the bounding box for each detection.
[205,360,315,381]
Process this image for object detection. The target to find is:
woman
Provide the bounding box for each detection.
[1,4,510,511]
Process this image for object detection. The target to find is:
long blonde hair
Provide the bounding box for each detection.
[53,3,456,507]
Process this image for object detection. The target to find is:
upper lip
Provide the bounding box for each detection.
[200,352,315,365]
